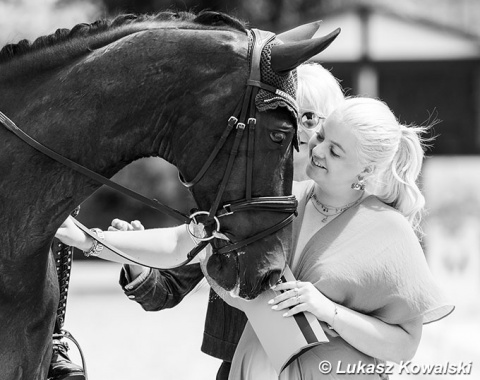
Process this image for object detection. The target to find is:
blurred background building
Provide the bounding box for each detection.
[1,0,479,378]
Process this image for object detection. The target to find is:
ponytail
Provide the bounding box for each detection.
[338,98,432,236]
[377,125,428,234]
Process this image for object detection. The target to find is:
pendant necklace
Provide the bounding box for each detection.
[309,188,364,223]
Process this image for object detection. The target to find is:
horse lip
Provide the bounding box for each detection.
[239,293,254,300]
[239,288,258,300]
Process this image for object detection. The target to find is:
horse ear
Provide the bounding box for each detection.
[271,28,341,75]
[276,21,323,43]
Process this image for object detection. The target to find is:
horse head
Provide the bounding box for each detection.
[169,19,340,299]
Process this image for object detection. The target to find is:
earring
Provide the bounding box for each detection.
[351,176,365,191]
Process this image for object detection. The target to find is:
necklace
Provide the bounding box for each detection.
[309,188,364,223]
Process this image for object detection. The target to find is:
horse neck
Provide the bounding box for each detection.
[0,74,168,249]
[0,119,147,254]
[0,27,247,250]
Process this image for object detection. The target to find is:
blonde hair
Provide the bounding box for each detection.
[336,97,430,233]
[297,63,344,117]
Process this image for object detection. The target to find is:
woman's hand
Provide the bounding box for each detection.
[109,218,146,278]
[55,215,92,251]
[270,281,423,363]
[109,218,144,232]
[268,280,336,324]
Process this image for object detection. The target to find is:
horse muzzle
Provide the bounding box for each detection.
[205,236,287,299]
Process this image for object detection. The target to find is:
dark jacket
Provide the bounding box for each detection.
[119,264,247,362]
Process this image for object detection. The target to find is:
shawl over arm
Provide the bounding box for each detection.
[291,180,454,326]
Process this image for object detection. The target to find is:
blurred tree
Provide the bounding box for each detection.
[0,0,100,46]
[98,0,240,17]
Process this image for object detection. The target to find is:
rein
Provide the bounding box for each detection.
[0,29,298,269]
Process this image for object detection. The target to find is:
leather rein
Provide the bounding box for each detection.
[0,29,298,270]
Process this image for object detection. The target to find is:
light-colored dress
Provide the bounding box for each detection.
[226,180,454,379]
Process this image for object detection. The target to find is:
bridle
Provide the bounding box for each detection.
[0,28,298,269]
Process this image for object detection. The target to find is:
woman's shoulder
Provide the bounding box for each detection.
[359,195,414,234]
[362,195,405,217]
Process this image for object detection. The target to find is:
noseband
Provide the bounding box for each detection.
[0,29,298,269]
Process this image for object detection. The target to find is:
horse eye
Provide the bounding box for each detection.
[270,131,286,143]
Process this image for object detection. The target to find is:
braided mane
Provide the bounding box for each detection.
[0,11,246,64]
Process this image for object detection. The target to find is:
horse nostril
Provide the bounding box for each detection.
[268,270,282,288]
[206,253,237,291]
[261,269,282,291]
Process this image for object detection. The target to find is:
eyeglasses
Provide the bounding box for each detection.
[297,109,325,143]
[298,110,325,131]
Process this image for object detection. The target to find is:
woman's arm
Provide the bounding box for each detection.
[55,216,197,268]
[270,281,422,363]
[330,304,422,363]
[108,219,149,278]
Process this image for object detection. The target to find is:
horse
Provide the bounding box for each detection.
[0,11,339,379]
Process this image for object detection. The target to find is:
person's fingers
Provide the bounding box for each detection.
[271,295,300,311]
[110,219,123,229]
[130,220,145,231]
[111,218,132,231]
[272,281,298,292]
[282,302,307,317]
[268,287,301,306]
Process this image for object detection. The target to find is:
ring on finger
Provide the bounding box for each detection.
[294,288,300,304]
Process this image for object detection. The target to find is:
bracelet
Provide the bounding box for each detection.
[83,228,105,257]
[327,303,338,330]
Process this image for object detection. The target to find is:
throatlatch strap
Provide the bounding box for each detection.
[180,115,239,188]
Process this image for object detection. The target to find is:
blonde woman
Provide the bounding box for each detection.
[224,97,454,379]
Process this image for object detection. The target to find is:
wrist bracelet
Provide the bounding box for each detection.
[84,228,105,257]
[327,304,338,330]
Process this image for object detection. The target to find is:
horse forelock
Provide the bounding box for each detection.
[0,10,247,66]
